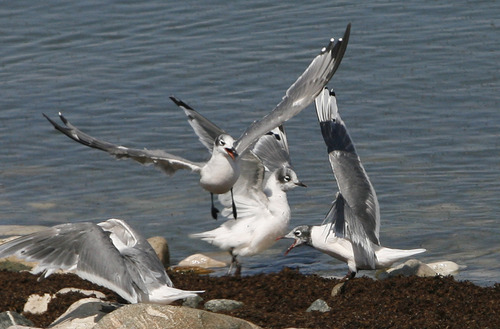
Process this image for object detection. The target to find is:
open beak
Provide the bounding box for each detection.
[225,148,238,160]
[279,231,303,256]
[284,239,299,256]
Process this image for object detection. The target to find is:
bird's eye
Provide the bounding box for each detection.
[284,175,291,182]
[294,230,301,237]
[219,139,226,146]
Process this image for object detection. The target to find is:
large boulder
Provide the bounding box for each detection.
[147,236,170,268]
[377,259,437,279]
[49,298,121,329]
[178,254,226,268]
[0,311,34,329]
[94,304,262,329]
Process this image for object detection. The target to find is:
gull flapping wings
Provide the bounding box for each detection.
[235,23,351,155]
[43,113,204,176]
[251,125,291,173]
[315,87,381,268]
[170,97,296,218]
[169,96,226,151]
[0,218,202,304]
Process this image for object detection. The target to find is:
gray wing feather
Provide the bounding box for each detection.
[316,88,380,246]
[218,152,268,218]
[323,192,377,270]
[97,218,173,288]
[44,113,203,175]
[252,125,292,172]
[169,96,226,151]
[235,23,351,154]
[0,222,142,303]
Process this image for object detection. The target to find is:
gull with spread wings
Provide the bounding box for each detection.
[44,24,350,219]
[0,218,203,304]
[172,99,305,274]
[282,88,425,279]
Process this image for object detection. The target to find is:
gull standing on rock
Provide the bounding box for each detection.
[0,218,203,304]
[282,88,426,279]
[43,23,350,220]
[172,100,305,274]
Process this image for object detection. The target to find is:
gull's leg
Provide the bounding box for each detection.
[342,269,356,281]
[231,188,237,219]
[228,249,241,276]
[211,193,219,220]
[334,270,356,295]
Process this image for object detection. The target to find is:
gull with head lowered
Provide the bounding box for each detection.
[282,88,426,279]
[43,23,351,220]
[0,218,203,304]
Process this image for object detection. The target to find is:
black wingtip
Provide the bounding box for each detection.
[57,112,70,125]
[169,96,180,104]
[43,112,62,129]
[169,95,195,111]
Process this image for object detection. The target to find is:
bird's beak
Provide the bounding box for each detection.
[284,239,300,256]
[295,181,307,188]
[225,148,238,160]
[279,231,303,256]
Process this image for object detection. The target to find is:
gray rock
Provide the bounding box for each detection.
[23,293,53,314]
[183,295,203,308]
[426,261,466,276]
[204,299,244,312]
[331,282,346,297]
[377,259,437,279]
[306,299,331,313]
[178,253,227,268]
[94,304,262,329]
[49,298,121,329]
[147,236,170,267]
[0,311,34,329]
[56,288,106,300]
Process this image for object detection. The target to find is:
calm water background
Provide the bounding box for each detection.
[1,1,498,285]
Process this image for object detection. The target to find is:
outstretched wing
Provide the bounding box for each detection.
[97,218,173,288]
[315,87,380,246]
[0,222,143,303]
[323,192,376,269]
[169,96,226,151]
[252,125,291,172]
[235,23,351,154]
[44,113,203,175]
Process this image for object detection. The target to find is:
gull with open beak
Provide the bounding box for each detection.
[282,88,425,279]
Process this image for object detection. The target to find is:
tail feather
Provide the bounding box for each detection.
[375,247,426,268]
[148,286,204,304]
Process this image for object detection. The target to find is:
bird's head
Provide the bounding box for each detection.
[276,167,306,192]
[279,225,312,256]
[215,134,238,160]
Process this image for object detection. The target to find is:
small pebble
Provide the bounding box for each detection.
[204,299,243,312]
[306,299,331,313]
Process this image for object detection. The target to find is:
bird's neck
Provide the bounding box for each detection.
[263,175,290,217]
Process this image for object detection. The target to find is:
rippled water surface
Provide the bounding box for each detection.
[1,1,499,285]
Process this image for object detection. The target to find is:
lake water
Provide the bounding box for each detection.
[1,1,498,286]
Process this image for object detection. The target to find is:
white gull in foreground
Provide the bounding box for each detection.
[0,218,202,304]
[43,23,350,220]
[173,100,305,274]
[282,88,426,279]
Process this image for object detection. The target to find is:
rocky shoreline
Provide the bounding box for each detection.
[1,268,499,329]
[1,227,499,328]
